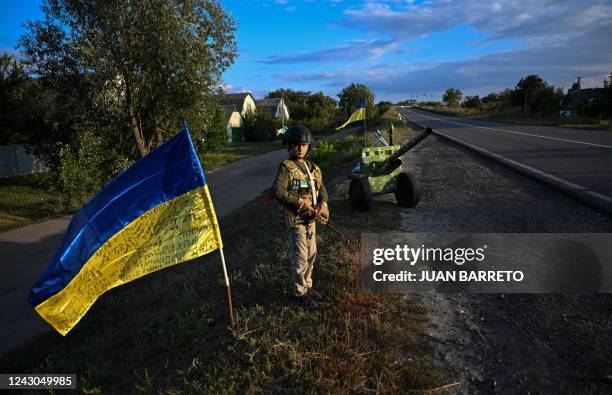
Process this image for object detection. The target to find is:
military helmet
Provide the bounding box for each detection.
[284,125,312,146]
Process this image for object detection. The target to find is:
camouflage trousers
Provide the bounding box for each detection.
[288,221,317,297]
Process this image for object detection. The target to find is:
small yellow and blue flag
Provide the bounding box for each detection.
[336,99,366,130]
[29,123,223,335]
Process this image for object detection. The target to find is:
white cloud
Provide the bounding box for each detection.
[259,38,401,64]
[337,0,612,44]
[274,23,612,100]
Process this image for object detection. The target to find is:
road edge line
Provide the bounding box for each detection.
[408,115,612,216]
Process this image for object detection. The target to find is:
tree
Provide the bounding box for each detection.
[0,53,28,144]
[443,87,462,107]
[266,88,313,121]
[307,92,337,122]
[481,92,498,104]
[512,75,564,115]
[337,83,376,119]
[0,53,77,169]
[462,95,481,109]
[569,77,582,94]
[20,0,237,157]
[243,110,279,142]
[266,89,338,132]
[513,74,548,111]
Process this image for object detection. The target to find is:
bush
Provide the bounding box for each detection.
[377,101,393,117]
[462,95,481,109]
[309,135,361,171]
[202,105,228,151]
[56,128,131,210]
[56,130,104,209]
[300,117,336,135]
[243,111,280,142]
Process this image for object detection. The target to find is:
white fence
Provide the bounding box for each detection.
[0,145,47,178]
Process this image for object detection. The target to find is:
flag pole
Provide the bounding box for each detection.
[363,106,367,147]
[219,248,235,328]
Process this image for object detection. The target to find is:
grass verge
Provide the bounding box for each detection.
[199,141,283,172]
[0,172,65,233]
[309,110,412,174]
[1,145,446,393]
[0,142,282,233]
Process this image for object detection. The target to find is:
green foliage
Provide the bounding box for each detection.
[56,129,108,210]
[377,101,393,116]
[442,87,463,107]
[0,173,63,232]
[266,88,312,120]
[419,101,443,108]
[202,105,229,151]
[19,0,237,156]
[266,88,338,133]
[243,110,280,142]
[198,141,281,171]
[338,83,376,120]
[309,135,361,171]
[462,95,481,109]
[0,53,28,144]
[509,74,563,115]
[0,53,84,169]
[55,125,133,211]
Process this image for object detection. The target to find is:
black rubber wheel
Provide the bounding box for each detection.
[349,176,373,212]
[395,172,420,208]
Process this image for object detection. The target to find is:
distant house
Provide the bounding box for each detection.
[221,105,244,145]
[254,98,290,122]
[218,92,256,117]
[560,88,602,118]
[217,92,257,144]
[0,145,47,178]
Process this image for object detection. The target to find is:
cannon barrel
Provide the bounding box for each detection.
[374,127,433,175]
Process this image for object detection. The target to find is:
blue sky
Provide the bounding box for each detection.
[3,0,611,102]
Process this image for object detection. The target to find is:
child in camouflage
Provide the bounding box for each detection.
[272,125,329,308]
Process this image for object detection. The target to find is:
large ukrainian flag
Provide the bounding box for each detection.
[29,124,222,335]
[336,99,366,130]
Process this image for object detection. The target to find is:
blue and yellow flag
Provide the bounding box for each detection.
[29,124,222,335]
[336,99,366,130]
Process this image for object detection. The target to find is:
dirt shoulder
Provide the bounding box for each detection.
[399,132,612,393]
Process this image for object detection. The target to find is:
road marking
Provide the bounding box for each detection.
[407,114,612,208]
[407,109,612,150]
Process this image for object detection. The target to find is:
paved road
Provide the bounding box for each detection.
[0,125,359,356]
[401,107,612,213]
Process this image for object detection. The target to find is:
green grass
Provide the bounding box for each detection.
[0,142,282,233]
[1,142,446,393]
[199,141,283,172]
[0,172,65,232]
[309,111,412,173]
